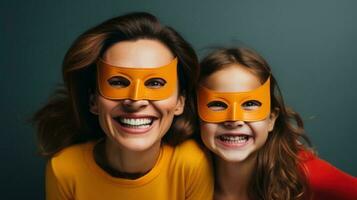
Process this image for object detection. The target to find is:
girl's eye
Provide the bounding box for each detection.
[242,100,262,110]
[145,78,166,89]
[207,101,228,111]
[107,76,130,88]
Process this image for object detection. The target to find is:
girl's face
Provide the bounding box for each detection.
[200,64,277,162]
[90,39,185,152]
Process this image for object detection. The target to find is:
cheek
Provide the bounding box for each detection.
[153,95,180,115]
[249,120,271,140]
[94,97,118,136]
[96,97,117,114]
[200,122,218,145]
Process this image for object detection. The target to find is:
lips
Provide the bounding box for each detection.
[216,133,253,148]
[118,117,153,127]
[218,135,249,143]
[112,115,158,134]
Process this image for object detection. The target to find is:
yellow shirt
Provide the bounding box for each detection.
[46,139,213,200]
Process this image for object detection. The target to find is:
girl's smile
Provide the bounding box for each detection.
[215,131,254,149]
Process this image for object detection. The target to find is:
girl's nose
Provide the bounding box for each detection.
[222,120,245,128]
[122,99,149,111]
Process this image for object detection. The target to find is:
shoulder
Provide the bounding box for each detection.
[48,141,95,177]
[45,141,96,198]
[174,139,209,163]
[299,150,356,182]
[171,140,214,198]
[299,151,357,200]
[167,139,212,174]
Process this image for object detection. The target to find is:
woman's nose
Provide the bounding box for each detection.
[121,99,149,111]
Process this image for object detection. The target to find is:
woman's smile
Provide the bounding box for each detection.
[113,114,158,134]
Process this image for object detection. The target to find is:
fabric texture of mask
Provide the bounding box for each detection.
[97,58,178,100]
[197,77,271,123]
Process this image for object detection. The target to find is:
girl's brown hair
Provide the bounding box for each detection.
[199,47,313,200]
[32,12,199,158]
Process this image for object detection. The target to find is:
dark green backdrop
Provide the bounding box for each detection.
[2,0,356,199]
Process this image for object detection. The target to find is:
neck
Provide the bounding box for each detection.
[214,153,257,200]
[94,137,161,179]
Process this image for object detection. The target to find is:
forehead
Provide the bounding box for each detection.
[102,39,174,68]
[202,64,262,92]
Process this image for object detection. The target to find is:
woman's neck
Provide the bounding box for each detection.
[94,137,161,179]
[214,153,257,200]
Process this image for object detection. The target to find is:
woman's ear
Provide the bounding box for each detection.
[174,95,186,116]
[89,94,99,115]
[268,107,279,132]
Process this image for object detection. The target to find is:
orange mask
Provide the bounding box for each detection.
[97,58,178,100]
[197,77,271,123]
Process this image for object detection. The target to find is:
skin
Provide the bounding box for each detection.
[90,39,185,175]
[199,64,278,200]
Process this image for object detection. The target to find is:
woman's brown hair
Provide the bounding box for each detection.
[32,12,199,158]
[198,47,313,199]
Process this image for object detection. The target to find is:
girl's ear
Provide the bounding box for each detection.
[89,94,99,115]
[268,108,279,132]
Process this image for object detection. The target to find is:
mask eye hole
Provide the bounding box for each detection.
[207,101,228,111]
[145,78,167,89]
[241,100,262,110]
[107,76,130,88]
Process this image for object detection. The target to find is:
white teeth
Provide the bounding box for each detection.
[219,135,249,143]
[119,118,153,126]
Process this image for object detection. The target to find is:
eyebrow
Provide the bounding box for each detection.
[97,57,178,70]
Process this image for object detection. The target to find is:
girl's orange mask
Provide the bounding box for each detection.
[197,78,271,123]
[97,58,178,100]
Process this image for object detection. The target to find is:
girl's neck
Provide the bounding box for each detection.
[214,153,257,200]
[94,137,161,179]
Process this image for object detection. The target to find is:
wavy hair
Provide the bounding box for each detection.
[32,12,199,158]
[198,47,313,200]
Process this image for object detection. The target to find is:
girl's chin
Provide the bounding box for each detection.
[221,154,250,163]
[217,148,259,163]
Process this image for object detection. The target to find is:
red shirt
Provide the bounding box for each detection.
[300,151,357,200]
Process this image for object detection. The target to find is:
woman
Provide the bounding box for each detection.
[32,12,213,200]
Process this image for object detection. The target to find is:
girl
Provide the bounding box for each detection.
[197,47,357,200]
[32,12,213,200]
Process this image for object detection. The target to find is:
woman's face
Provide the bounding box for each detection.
[91,39,185,152]
[199,64,277,162]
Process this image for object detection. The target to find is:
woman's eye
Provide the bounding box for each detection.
[107,76,130,88]
[145,78,166,89]
[242,100,262,110]
[207,101,228,111]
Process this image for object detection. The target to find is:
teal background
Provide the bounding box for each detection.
[2,0,356,199]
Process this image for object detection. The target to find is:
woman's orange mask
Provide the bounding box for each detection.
[97,58,178,100]
[197,78,271,123]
